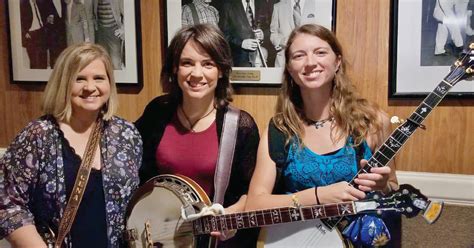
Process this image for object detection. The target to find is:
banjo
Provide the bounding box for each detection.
[124,174,440,248]
[261,43,474,247]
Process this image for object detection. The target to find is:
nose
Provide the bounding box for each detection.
[305,54,317,67]
[190,64,204,78]
[83,80,97,92]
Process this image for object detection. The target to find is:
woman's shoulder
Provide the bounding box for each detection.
[139,94,176,119]
[233,107,258,129]
[108,116,140,132]
[21,115,57,135]
[366,110,391,149]
[146,94,175,109]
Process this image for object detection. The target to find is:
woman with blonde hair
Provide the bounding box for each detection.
[245,24,399,247]
[0,43,142,247]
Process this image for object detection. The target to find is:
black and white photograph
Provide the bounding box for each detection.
[391,0,474,97]
[165,0,335,85]
[420,0,474,66]
[6,0,141,84]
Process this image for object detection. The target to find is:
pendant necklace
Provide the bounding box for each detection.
[179,105,215,132]
[307,116,334,129]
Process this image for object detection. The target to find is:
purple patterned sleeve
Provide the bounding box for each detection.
[0,121,47,239]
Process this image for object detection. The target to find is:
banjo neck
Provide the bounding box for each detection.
[192,200,375,235]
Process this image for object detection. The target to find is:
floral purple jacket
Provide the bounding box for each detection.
[0,115,142,247]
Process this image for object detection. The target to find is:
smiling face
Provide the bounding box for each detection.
[70,59,110,118]
[177,39,220,102]
[287,33,341,91]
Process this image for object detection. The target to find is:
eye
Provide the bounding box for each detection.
[76,76,86,83]
[203,61,216,69]
[315,50,328,56]
[291,53,305,60]
[180,60,193,67]
[94,75,107,82]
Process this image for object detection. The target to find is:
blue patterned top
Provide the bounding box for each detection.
[0,115,142,247]
[283,137,372,193]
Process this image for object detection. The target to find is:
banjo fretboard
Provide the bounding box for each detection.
[193,202,356,235]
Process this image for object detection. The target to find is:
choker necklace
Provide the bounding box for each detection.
[306,116,334,129]
[179,105,215,132]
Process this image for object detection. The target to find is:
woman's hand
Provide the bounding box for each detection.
[318,181,366,204]
[354,159,392,193]
[210,195,247,241]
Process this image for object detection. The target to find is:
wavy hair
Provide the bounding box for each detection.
[273,24,382,146]
[161,24,234,108]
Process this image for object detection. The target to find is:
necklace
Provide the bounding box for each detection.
[179,105,215,132]
[306,116,334,129]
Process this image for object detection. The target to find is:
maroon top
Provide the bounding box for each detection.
[155,114,218,196]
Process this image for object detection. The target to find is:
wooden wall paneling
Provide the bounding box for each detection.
[233,87,279,132]
[116,0,163,121]
[0,1,45,146]
[336,0,473,174]
[0,0,8,146]
[0,0,472,175]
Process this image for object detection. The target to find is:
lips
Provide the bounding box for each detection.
[79,95,100,102]
[302,70,322,76]
[187,81,207,88]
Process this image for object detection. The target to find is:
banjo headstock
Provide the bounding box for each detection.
[446,43,474,84]
[370,184,443,224]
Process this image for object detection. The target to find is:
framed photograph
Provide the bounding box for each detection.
[6,0,142,84]
[164,0,336,85]
[390,0,474,98]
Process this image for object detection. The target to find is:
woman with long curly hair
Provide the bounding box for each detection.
[245,24,399,247]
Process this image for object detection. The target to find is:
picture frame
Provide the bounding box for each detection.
[164,0,336,86]
[6,0,142,84]
[390,0,474,98]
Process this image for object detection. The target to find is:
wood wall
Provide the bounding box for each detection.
[0,0,472,174]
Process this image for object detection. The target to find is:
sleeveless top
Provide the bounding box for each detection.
[282,137,372,193]
[61,132,108,247]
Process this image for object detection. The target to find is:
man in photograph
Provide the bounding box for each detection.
[433,0,471,56]
[20,0,49,69]
[65,0,95,46]
[94,0,124,70]
[181,0,219,26]
[44,0,67,68]
[218,0,268,67]
[270,0,320,67]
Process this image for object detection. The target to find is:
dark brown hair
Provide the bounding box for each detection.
[161,24,233,108]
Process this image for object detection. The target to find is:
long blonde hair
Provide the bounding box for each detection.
[273,24,382,146]
[42,43,118,122]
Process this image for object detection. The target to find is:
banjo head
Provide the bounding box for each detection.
[125,174,211,248]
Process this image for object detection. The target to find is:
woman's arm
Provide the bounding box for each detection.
[6,225,47,248]
[0,121,45,243]
[355,111,399,194]
[246,125,368,211]
[245,125,318,211]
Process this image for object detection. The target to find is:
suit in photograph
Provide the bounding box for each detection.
[270,0,319,67]
[219,0,267,67]
[44,0,66,68]
[20,0,49,69]
[93,0,124,69]
[66,0,94,46]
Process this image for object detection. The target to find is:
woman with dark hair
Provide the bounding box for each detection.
[245,24,399,247]
[135,24,260,247]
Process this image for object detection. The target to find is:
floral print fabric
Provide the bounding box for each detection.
[0,115,142,247]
